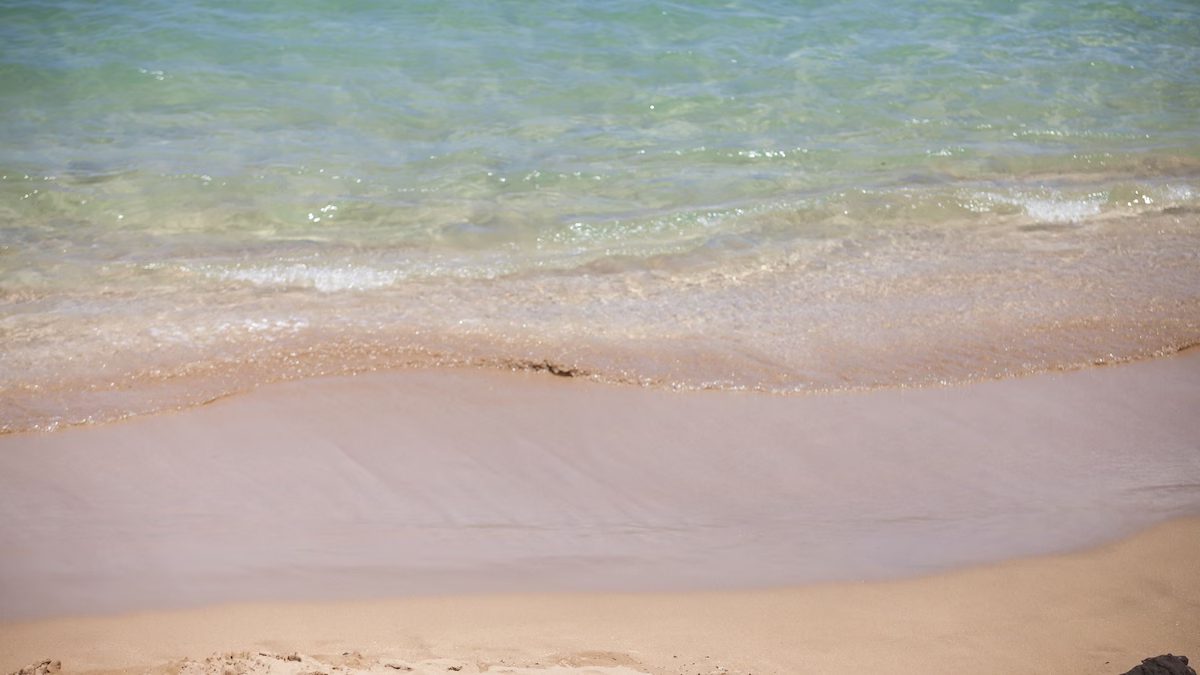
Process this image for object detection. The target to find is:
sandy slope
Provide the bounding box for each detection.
[1,353,1199,672]
[1,517,1198,674]
[1,353,1199,619]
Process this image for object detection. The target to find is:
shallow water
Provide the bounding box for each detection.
[2,0,1199,430]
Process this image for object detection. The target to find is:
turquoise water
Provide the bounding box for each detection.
[2,0,1199,430]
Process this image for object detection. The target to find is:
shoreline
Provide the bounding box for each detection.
[7,338,1200,438]
[2,516,1198,674]
[1,350,1198,621]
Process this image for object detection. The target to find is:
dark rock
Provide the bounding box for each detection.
[1121,654,1195,675]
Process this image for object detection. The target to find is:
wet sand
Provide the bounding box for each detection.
[2,352,1200,618]
[1,353,1199,671]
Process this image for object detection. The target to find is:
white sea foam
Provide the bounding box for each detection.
[967,191,1104,223]
[1165,184,1196,202]
[215,317,311,334]
[1019,196,1103,223]
[147,317,310,345]
[207,264,402,292]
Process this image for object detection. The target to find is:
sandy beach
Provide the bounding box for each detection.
[2,351,1199,673]
[5,2,1200,672]
[0,518,1197,674]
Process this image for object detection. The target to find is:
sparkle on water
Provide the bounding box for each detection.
[1,0,1199,430]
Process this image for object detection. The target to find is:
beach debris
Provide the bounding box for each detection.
[1121,654,1195,675]
[504,358,584,378]
[8,660,60,675]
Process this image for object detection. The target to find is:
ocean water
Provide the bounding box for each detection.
[1,0,1199,431]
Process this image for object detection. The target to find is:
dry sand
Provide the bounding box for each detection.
[1,517,1198,674]
[1,352,1199,673]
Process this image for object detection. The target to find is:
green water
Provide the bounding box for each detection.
[1,0,1199,430]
